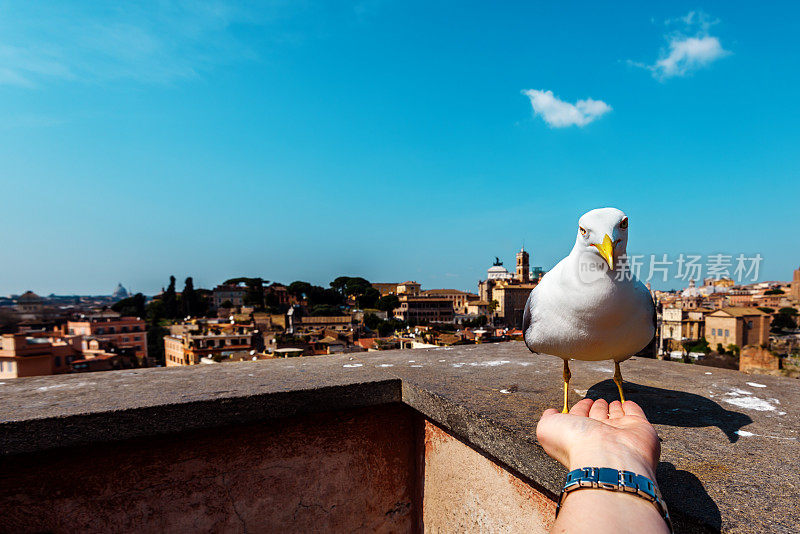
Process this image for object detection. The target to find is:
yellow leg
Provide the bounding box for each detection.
[562,359,571,413]
[613,361,626,403]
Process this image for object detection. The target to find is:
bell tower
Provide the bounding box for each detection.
[516,247,530,283]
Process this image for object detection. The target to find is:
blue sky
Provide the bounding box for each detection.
[0,1,797,295]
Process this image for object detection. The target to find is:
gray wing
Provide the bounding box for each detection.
[521,288,538,354]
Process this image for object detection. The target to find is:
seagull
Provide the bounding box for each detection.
[522,208,655,413]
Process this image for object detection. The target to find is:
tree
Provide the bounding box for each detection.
[357,287,380,309]
[363,312,382,331]
[376,295,400,314]
[112,293,146,317]
[682,337,710,355]
[772,312,797,332]
[145,299,168,366]
[330,277,350,296]
[288,281,313,299]
[182,277,197,317]
[378,318,405,337]
[163,276,178,319]
[225,277,268,308]
[344,277,371,298]
[309,304,345,316]
[463,315,488,328]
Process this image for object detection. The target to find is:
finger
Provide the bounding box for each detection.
[622,400,646,418]
[608,400,625,419]
[542,408,559,418]
[588,398,609,421]
[569,398,593,417]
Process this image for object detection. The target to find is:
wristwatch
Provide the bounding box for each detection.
[556,467,673,533]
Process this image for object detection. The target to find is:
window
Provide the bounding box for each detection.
[122,327,129,333]
[134,336,141,341]
[725,329,730,337]
[123,337,129,343]
[0,362,3,372]
[54,357,61,367]
[109,327,116,334]
[711,328,716,335]
[96,328,104,335]
[748,321,753,328]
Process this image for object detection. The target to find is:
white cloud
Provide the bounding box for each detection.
[521,89,611,128]
[634,11,730,80]
[655,36,728,79]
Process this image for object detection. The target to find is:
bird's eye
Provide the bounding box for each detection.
[579,227,587,236]
[619,218,628,230]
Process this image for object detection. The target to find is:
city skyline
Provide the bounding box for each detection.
[1,2,798,294]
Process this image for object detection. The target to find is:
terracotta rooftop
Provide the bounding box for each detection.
[711,307,769,317]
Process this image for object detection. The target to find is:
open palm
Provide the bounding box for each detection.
[536,398,660,477]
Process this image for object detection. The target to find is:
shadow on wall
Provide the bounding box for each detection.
[586,380,753,443]
[658,462,722,534]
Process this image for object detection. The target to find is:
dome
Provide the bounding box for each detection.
[113,283,130,300]
[17,291,41,302]
[681,279,700,298]
[487,265,513,280]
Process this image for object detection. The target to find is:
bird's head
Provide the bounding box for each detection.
[576,207,629,270]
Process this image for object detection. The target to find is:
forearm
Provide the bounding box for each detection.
[552,451,669,534]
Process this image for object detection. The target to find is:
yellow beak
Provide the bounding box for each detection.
[593,234,615,270]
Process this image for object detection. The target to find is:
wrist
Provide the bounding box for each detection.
[567,449,656,480]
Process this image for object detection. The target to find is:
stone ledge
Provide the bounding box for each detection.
[1,342,798,533]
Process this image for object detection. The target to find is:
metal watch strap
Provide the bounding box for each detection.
[556,467,673,533]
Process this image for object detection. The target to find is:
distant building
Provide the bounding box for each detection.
[659,307,710,352]
[466,300,491,316]
[792,267,800,302]
[703,277,735,288]
[67,314,148,362]
[112,283,130,300]
[0,333,79,378]
[371,281,423,298]
[164,323,254,366]
[372,282,400,296]
[396,281,421,296]
[393,296,454,324]
[478,249,540,327]
[706,307,771,349]
[212,284,246,309]
[727,290,754,307]
[491,283,537,328]
[293,315,355,336]
[14,291,44,320]
[421,289,478,314]
[515,248,530,283]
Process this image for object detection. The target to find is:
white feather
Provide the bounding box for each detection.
[523,208,655,363]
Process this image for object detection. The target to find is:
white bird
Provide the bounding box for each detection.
[523,207,655,413]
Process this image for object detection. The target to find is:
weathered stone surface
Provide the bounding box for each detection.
[1,342,797,533]
[422,418,555,534]
[0,404,418,534]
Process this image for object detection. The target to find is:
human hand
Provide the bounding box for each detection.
[536,398,660,479]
